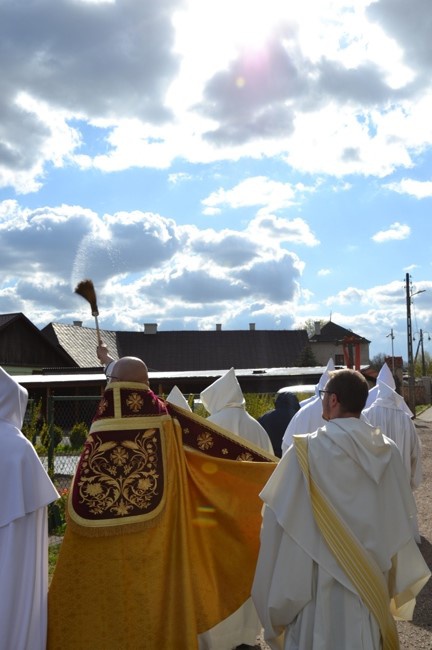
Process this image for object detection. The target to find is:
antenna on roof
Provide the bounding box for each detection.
[329,311,332,321]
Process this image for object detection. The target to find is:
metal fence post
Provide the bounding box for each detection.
[47,394,55,479]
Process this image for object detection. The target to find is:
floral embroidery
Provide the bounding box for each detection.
[111,446,128,466]
[85,482,103,497]
[236,452,254,461]
[197,432,214,450]
[126,392,144,413]
[222,448,229,455]
[76,430,162,517]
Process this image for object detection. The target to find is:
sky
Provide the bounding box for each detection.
[1,0,432,363]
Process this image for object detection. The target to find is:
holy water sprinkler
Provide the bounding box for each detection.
[74,278,101,343]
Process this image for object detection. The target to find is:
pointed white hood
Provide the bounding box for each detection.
[377,363,396,388]
[366,363,397,407]
[366,371,413,417]
[0,366,58,527]
[318,358,336,390]
[166,385,192,411]
[300,358,335,407]
[0,365,28,429]
[200,368,245,415]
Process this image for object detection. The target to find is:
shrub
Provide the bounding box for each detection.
[245,393,275,420]
[40,423,63,450]
[69,421,89,449]
[22,398,44,444]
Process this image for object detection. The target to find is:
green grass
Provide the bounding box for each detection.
[415,404,431,416]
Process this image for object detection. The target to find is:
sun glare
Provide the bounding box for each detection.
[175,0,290,66]
[223,0,287,49]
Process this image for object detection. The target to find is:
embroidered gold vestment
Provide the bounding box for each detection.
[48,382,277,650]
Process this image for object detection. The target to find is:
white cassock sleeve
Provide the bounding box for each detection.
[252,506,313,650]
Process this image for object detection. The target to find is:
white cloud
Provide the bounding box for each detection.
[202,176,316,214]
[385,178,432,198]
[371,222,411,242]
[248,215,319,247]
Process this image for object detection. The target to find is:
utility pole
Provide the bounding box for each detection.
[405,273,426,414]
[386,328,395,375]
[406,273,415,414]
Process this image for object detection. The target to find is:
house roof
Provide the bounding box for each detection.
[42,323,117,368]
[0,312,76,368]
[0,313,21,328]
[309,321,370,344]
[42,323,310,371]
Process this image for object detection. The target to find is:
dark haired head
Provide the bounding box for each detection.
[325,369,369,415]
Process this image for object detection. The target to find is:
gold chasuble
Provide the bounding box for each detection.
[48,382,277,650]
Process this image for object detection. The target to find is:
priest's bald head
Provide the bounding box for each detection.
[110,357,149,384]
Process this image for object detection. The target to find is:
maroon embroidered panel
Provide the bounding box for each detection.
[71,427,165,521]
[167,403,275,462]
[93,386,168,422]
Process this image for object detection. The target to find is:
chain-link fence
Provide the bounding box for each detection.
[43,395,101,488]
[25,395,102,532]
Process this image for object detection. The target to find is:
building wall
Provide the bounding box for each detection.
[312,342,370,366]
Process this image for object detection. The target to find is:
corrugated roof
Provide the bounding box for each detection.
[43,324,309,371]
[116,329,309,372]
[42,323,119,368]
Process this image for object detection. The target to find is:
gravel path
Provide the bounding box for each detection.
[395,413,432,649]
[256,411,432,650]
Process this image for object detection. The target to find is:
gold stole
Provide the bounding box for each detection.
[294,435,399,650]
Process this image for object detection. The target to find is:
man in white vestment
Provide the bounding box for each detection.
[280,360,334,455]
[252,369,430,650]
[199,367,275,650]
[362,380,422,542]
[0,366,59,650]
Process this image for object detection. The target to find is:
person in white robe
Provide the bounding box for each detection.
[201,367,274,455]
[252,369,430,650]
[280,360,335,455]
[298,358,335,408]
[365,362,413,417]
[362,379,422,542]
[198,367,274,650]
[0,366,59,650]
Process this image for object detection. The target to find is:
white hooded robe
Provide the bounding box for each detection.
[198,367,274,650]
[0,366,59,650]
